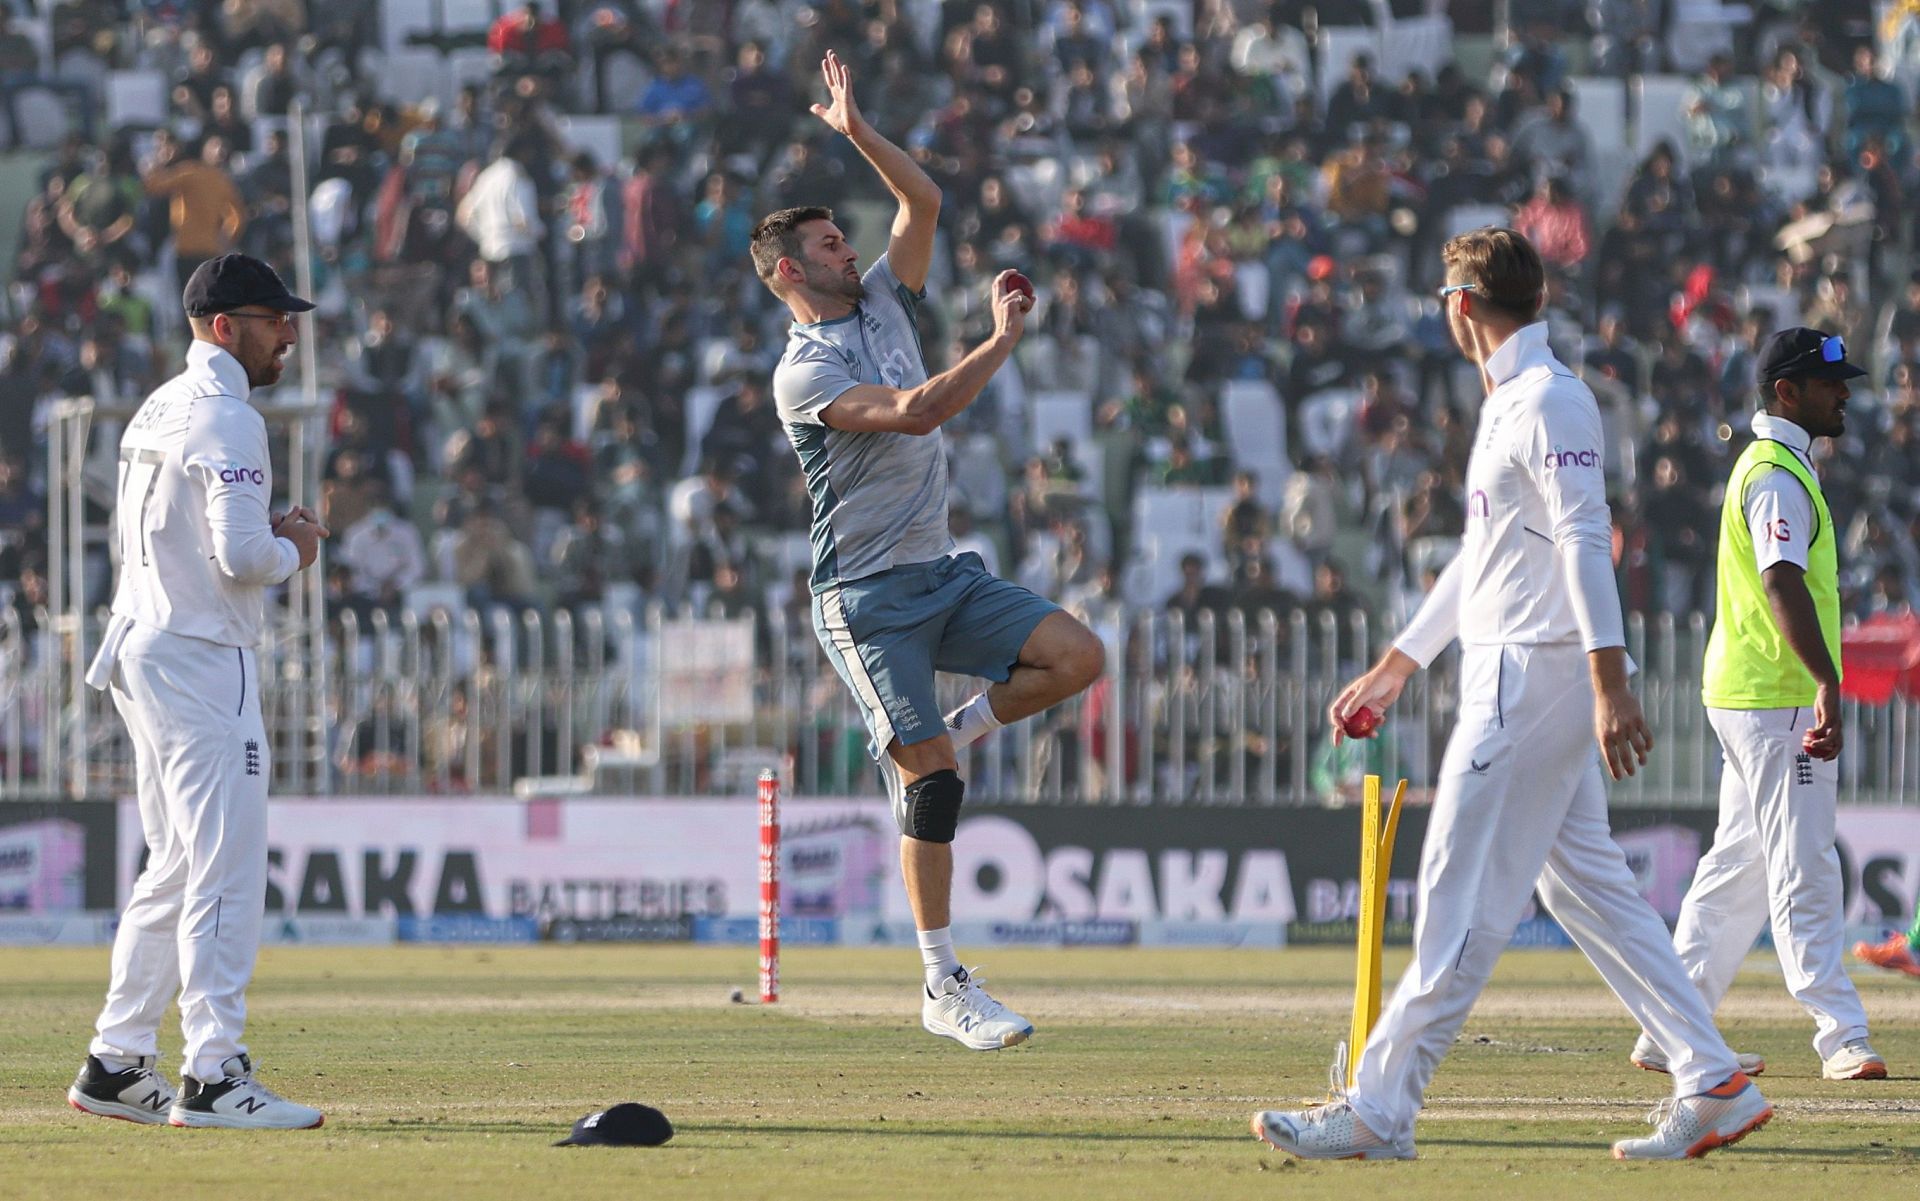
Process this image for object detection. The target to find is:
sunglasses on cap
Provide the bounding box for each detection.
[1778,334,1847,370]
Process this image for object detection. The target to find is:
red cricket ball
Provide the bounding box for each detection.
[1341,706,1379,739]
[1002,271,1036,308]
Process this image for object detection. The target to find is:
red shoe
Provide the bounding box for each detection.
[1852,932,1920,978]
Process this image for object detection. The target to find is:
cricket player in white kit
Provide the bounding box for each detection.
[1627,327,1886,1082]
[1253,229,1771,1160]
[68,255,329,1130]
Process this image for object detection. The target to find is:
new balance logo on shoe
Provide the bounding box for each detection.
[236,1096,269,1115]
[140,1089,168,1112]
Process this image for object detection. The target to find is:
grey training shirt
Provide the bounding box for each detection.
[773,253,954,590]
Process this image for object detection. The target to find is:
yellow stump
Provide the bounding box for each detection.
[1347,774,1408,1091]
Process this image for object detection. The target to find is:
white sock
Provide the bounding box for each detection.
[943,693,1003,752]
[918,926,961,991]
[96,1053,141,1072]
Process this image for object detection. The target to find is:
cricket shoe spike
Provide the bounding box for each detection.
[922,967,1033,1050]
[1610,1073,1772,1160]
[170,1054,324,1129]
[67,1055,176,1124]
[1628,1033,1766,1076]
[1821,1038,1888,1081]
[1251,1101,1415,1160]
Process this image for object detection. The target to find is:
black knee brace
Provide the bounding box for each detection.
[903,769,965,843]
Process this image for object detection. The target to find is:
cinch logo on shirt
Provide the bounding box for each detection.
[1543,445,1599,469]
[1468,489,1491,518]
[218,463,266,485]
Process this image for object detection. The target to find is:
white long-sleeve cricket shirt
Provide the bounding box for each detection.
[101,341,300,650]
[1394,321,1627,666]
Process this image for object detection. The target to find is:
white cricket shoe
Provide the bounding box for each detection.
[1250,1101,1415,1160]
[922,967,1033,1050]
[1611,1073,1772,1160]
[1629,1033,1766,1077]
[1821,1038,1888,1081]
[170,1054,324,1129]
[67,1055,177,1124]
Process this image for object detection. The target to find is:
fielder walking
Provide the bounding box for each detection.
[1253,229,1771,1160]
[68,255,329,1129]
[753,53,1103,1049]
[1627,328,1886,1081]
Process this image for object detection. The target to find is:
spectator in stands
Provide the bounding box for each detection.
[1844,45,1906,162]
[489,2,571,75]
[1221,469,1272,575]
[451,502,537,613]
[457,138,547,323]
[694,170,755,275]
[143,135,247,297]
[637,46,712,140]
[245,42,303,117]
[1683,53,1751,172]
[618,142,683,290]
[1513,177,1592,273]
[720,40,795,167]
[1165,552,1226,629]
[57,139,142,268]
[335,483,427,615]
[550,497,634,609]
[1510,88,1591,199]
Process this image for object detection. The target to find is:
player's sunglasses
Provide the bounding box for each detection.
[1778,335,1847,370]
[1436,282,1476,299]
[221,310,295,329]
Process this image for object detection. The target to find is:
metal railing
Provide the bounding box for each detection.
[4,603,1919,807]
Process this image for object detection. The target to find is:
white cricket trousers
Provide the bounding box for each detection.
[90,623,268,1083]
[1348,643,1741,1145]
[1663,707,1869,1060]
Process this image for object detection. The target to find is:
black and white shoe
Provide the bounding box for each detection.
[170,1054,324,1130]
[68,1054,177,1124]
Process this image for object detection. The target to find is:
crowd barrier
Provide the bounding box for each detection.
[5,604,1920,808]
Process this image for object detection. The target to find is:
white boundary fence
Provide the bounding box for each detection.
[6,603,1920,808]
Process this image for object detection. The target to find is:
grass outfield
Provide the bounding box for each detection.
[2,945,1917,1200]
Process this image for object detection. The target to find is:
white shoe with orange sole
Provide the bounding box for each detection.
[1610,1073,1772,1160]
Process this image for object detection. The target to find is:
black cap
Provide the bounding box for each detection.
[553,1103,673,1147]
[182,254,315,318]
[1757,326,1868,385]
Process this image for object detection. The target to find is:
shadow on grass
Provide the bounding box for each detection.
[378,1120,1250,1145]
[1419,1135,1919,1162]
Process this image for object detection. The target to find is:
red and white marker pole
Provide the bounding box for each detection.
[757,769,780,1004]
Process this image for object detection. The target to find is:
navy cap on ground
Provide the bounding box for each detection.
[1757,326,1868,384]
[553,1103,674,1147]
[182,254,316,318]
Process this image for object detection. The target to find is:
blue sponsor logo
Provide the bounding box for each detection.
[691,916,841,945]
[986,920,1138,947]
[395,915,538,943]
[1543,445,1599,469]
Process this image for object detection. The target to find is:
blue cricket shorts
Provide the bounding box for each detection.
[811,552,1061,759]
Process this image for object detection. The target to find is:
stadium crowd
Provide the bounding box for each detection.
[6,0,1920,752]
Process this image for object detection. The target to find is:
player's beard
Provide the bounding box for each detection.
[810,262,866,304]
[241,334,289,387]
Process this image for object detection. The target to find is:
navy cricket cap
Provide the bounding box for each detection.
[1757,327,1868,385]
[182,254,315,318]
[554,1103,674,1147]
